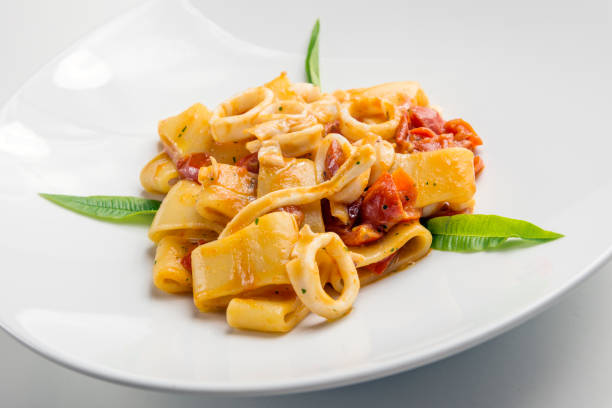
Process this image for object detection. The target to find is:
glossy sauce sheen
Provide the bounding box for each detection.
[180,240,209,273]
[176,153,212,182]
[324,139,346,180]
[325,170,420,247]
[395,108,483,174]
[236,152,260,173]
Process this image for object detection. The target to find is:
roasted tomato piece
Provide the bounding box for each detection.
[410,128,474,153]
[324,120,341,134]
[395,111,411,152]
[368,253,399,275]
[322,199,381,246]
[443,119,482,149]
[179,240,209,273]
[176,152,212,182]
[278,205,305,226]
[410,127,438,140]
[360,173,410,229]
[333,224,383,246]
[236,152,259,173]
[324,171,421,246]
[473,155,485,176]
[409,106,444,134]
[391,168,421,218]
[324,139,346,180]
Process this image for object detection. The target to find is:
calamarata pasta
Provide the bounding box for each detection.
[141,72,483,332]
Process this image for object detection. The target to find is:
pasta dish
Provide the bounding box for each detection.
[140,73,483,332]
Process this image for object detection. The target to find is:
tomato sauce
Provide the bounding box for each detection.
[359,173,409,230]
[443,119,482,149]
[324,139,346,180]
[473,155,485,176]
[176,153,212,183]
[324,120,341,135]
[409,106,444,134]
[368,253,399,275]
[278,205,305,226]
[395,108,482,157]
[236,152,260,173]
[179,240,209,273]
[323,171,420,247]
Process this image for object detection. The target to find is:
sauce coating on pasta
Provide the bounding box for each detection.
[143,74,481,332]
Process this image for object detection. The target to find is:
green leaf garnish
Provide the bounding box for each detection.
[39,193,160,222]
[425,214,563,252]
[305,19,320,87]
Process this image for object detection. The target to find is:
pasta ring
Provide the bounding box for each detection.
[339,97,399,141]
[286,225,360,320]
[139,152,178,194]
[210,86,274,143]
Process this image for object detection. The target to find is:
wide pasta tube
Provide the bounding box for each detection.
[206,141,252,166]
[210,86,274,143]
[390,147,476,209]
[191,212,298,311]
[219,144,376,238]
[140,73,485,334]
[350,221,432,268]
[139,152,178,194]
[153,236,199,293]
[196,186,254,225]
[257,142,325,232]
[149,180,223,243]
[286,225,360,320]
[196,160,257,224]
[226,286,309,333]
[158,103,214,162]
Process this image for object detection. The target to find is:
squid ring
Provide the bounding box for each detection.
[210,86,274,143]
[286,225,360,320]
[246,123,324,157]
[339,96,399,142]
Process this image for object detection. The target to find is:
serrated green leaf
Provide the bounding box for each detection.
[40,193,160,222]
[305,19,320,88]
[425,214,563,252]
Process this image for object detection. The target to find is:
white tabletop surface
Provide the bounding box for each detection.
[1,1,611,407]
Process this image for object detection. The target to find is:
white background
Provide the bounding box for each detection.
[1,1,611,406]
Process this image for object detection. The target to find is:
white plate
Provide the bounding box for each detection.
[1,0,611,396]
